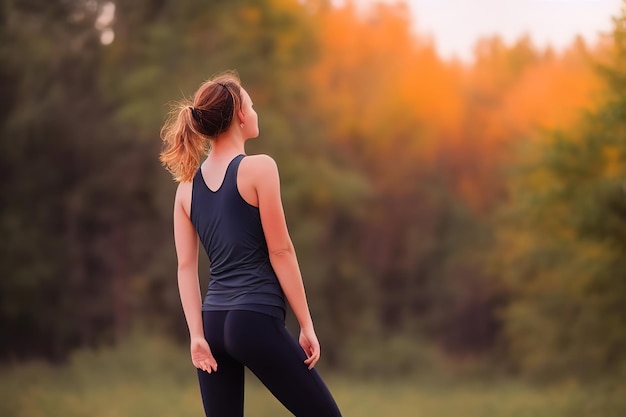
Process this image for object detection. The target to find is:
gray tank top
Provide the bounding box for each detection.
[190,154,285,319]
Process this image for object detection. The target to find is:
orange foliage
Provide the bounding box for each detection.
[502,41,602,135]
[309,2,463,155]
[307,1,604,211]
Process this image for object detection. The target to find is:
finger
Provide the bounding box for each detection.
[204,353,216,368]
[195,360,209,373]
[307,356,318,370]
[304,352,318,368]
[306,348,320,369]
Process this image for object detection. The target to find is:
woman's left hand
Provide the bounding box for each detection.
[190,336,218,373]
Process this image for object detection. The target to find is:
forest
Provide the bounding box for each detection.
[0,1,624,411]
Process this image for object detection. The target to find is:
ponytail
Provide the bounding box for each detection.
[159,102,209,182]
[159,71,243,182]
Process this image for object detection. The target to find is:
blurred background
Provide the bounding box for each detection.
[1,0,625,416]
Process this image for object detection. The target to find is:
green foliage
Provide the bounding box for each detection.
[0,0,168,359]
[491,7,626,380]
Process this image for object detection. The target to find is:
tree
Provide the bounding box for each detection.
[0,0,162,360]
[492,6,626,379]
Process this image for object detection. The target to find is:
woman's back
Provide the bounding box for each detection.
[190,154,285,318]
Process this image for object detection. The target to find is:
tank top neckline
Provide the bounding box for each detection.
[199,154,245,194]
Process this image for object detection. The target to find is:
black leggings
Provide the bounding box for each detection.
[198,310,342,417]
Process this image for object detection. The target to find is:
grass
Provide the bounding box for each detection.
[1,335,624,417]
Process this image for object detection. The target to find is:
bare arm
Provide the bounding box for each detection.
[253,155,319,368]
[173,182,217,373]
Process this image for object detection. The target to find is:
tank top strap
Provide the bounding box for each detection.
[222,154,245,189]
[192,165,204,188]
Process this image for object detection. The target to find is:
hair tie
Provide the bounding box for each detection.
[189,106,199,121]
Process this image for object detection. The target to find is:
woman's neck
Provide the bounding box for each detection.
[208,133,246,161]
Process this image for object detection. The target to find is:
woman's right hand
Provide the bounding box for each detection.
[299,326,321,370]
[190,336,218,373]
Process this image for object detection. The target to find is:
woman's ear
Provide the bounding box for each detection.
[237,108,245,125]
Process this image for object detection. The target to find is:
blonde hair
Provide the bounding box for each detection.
[159,72,243,182]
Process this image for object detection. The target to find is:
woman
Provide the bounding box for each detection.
[159,71,342,417]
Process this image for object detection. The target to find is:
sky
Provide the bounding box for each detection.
[355,0,623,62]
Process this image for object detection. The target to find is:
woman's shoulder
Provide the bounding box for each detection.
[175,181,193,214]
[237,154,280,205]
[176,180,193,193]
[241,153,279,175]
